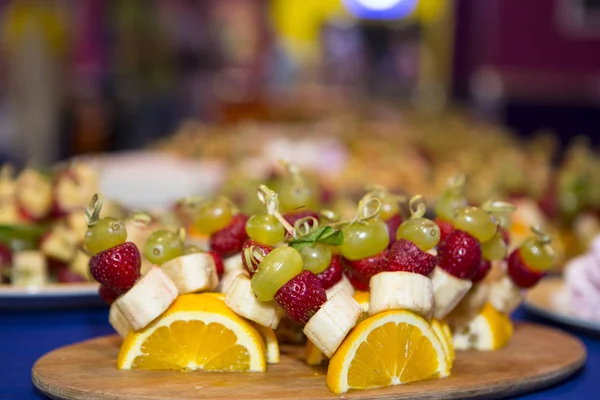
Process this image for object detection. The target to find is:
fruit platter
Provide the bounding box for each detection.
[32,162,586,399]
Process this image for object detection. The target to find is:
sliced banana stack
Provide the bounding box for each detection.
[109,303,132,338]
[488,275,524,314]
[303,290,362,358]
[161,253,218,294]
[11,251,47,286]
[225,274,283,329]
[115,266,179,331]
[369,271,434,319]
[430,267,473,320]
[325,275,355,300]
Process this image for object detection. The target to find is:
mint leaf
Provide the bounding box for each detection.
[288,226,343,250]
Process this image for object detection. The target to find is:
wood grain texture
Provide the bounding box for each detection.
[32,323,585,400]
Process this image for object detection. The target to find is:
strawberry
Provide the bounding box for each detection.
[209,213,249,257]
[437,229,481,280]
[507,249,545,288]
[98,285,119,305]
[241,239,273,276]
[274,270,327,325]
[89,242,141,294]
[471,259,492,283]
[342,251,388,290]
[385,214,403,246]
[56,266,86,283]
[435,218,454,244]
[283,210,320,228]
[387,239,436,276]
[207,251,224,279]
[316,254,343,289]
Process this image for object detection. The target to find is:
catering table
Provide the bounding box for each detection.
[1,305,598,399]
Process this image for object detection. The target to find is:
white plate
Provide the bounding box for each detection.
[523,277,600,333]
[83,151,226,211]
[0,282,102,309]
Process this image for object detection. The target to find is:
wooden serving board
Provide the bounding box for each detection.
[32,323,585,400]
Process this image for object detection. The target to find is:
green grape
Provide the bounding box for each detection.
[251,246,303,301]
[278,182,315,213]
[378,192,401,220]
[480,232,507,261]
[144,229,183,265]
[182,244,202,255]
[435,190,467,222]
[84,217,127,255]
[339,219,389,261]
[520,237,556,271]
[453,207,497,242]
[396,217,440,251]
[300,243,332,274]
[245,214,286,246]
[193,198,233,235]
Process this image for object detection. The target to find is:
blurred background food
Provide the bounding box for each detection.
[0,0,599,286]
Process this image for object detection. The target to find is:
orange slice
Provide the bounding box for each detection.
[453,303,513,351]
[304,290,371,366]
[327,310,449,394]
[117,293,265,371]
[252,323,280,364]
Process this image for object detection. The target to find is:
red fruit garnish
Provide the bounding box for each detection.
[316,254,343,289]
[471,259,492,283]
[89,242,141,294]
[283,210,320,228]
[56,266,86,283]
[98,285,120,305]
[498,226,510,247]
[207,251,224,279]
[342,251,388,290]
[274,270,327,325]
[435,218,455,244]
[507,249,545,288]
[385,214,403,246]
[241,239,273,277]
[387,239,436,276]
[437,230,481,280]
[209,214,249,257]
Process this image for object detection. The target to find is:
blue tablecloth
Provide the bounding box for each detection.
[1,305,598,399]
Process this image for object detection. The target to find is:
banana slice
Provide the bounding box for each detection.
[40,225,76,262]
[223,253,244,274]
[303,290,362,358]
[115,266,179,331]
[489,275,524,314]
[446,283,490,330]
[325,275,355,300]
[218,269,249,294]
[224,274,283,329]
[109,303,132,338]
[369,271,433,319]
[69,249,92,281]
[430,266,473,320]
[11,251,47,286]
[161,253,218,294]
